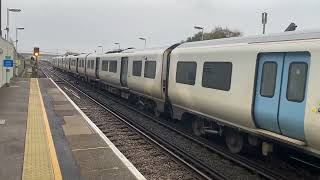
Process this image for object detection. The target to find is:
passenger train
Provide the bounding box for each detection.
[51,31,320,160]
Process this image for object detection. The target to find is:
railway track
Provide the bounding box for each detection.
[41,63,307,180]
[41,65,223,180]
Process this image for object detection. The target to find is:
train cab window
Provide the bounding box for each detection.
[176,62,197,85]
[287,62,308,102]
[102,60,108,71]
[109,61,117,73]
[260,62,277,97]
[202,62,232,91]
[91,60,94,69]
[132,61,142,76]
[144,61,156,79]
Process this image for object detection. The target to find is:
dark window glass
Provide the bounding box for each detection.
[91,60,94,69]
[176,62,197,85]
[102,60,108,71]
[132,61,142,76]
[87,60,90,68]
[109,61,117,73]
[144,61,156,79]
[202,62,232,91]
[287,62,308,102]
[260,62,277,97]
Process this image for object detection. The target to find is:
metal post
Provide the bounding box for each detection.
[36,56,38,77]
[15,28,18,50]
[139,38,147,48]
[262,12,268,34]
[194,26,204,41]
[0,0,2,37]
[6,8,9,40]
[201,29,204,41]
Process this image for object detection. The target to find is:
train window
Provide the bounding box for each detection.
[87,60,90,68]
[176,62,197,85]
[202,62,232,91]
[109,61,117,73]
[132,61,142,76]
[102,60,108,71]
[91,60,94,69]
[287,62,308,102]
[144,61,156,79]
[260,62,277,98]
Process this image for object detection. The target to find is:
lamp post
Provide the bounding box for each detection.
[16,27,24,52]
[139,38,147,48]
[114,43,120,50]
[98,45,103,54]
[262,12,268,34]
[6,8,21,40]
[194,26,204,41]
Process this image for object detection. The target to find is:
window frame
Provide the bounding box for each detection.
[144,61,157,79]
[132,60,142,77]
[201,61,233,91]
[260,61,278,98]
[87,60,90,68]
[176,61,197,85]
[109,60,118,73]
[101,60,108,72]
[286,62,308,103]
[91,60,94,69]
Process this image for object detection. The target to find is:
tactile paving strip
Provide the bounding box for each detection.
[22,79,61,180]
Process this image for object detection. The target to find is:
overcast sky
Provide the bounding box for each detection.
[2,0,320,54]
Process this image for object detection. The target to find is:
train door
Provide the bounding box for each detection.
[254,52,310,141]
[76,58,79,73]
[95,57,100,78]
[120,57,128,87]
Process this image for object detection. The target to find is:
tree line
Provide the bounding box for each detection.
[184,26,242,42]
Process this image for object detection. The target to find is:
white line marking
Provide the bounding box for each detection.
[72,147,108,152]
[50,78,146,180]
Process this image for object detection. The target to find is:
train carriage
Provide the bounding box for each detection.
[52,30,320,159]
[168,31,320,156]
[99,53,123,89]
[76,53,90,78]
[69,55,78,74]
[85,53,101,81]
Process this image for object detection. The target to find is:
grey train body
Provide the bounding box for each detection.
[51,30,320,158]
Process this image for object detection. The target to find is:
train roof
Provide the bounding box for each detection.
[177,30,320,49]
[121,46,171,55]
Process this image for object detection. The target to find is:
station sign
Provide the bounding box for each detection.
[3,56,13,68]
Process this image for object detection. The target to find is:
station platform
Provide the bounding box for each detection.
[0,78,145,180]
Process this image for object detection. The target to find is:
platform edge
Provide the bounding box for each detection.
[49,78,146,180]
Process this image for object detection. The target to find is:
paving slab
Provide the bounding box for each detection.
[0,78,144,180]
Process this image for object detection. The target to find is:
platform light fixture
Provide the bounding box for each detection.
[194,26,204,41]
[114,43,120,50]
[6,8,22,40]
[139,38,147,49]
[97,45,103,54]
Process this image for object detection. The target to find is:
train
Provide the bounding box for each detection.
[51,30,320,160]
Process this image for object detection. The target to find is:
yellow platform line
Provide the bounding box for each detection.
[22,79,62,180]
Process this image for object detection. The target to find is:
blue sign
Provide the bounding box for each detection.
[3,59,13,68]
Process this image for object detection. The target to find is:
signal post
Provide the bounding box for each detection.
[32,47,40,77]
